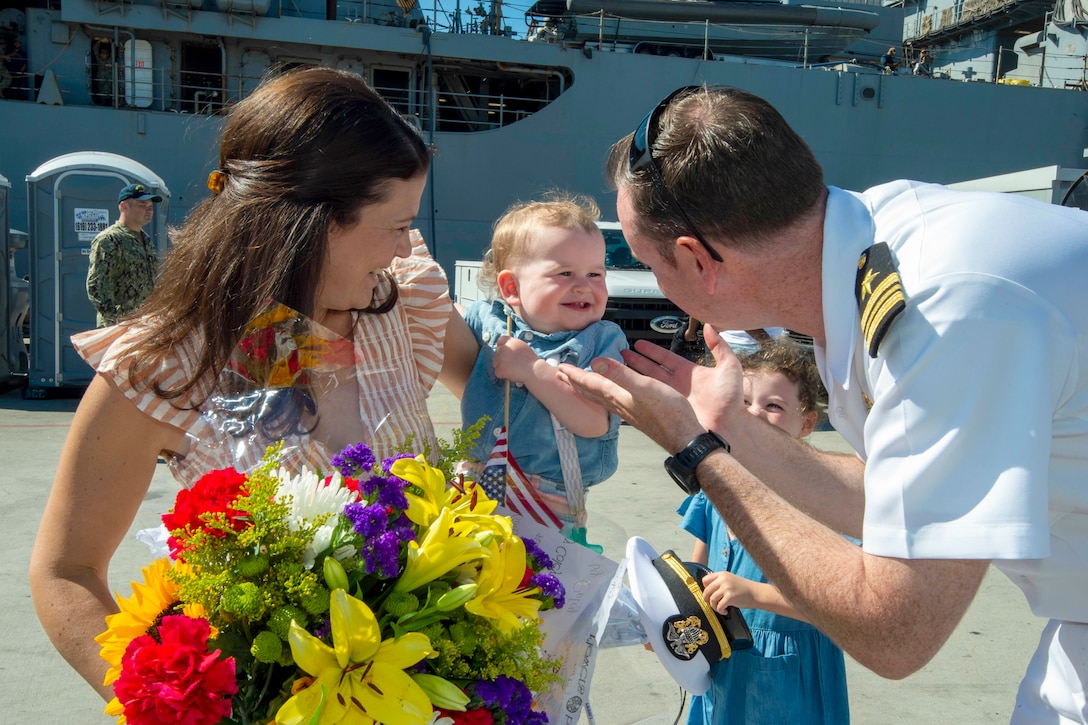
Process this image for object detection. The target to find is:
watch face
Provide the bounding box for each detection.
[665,432,728,496]
[664,456,700,495]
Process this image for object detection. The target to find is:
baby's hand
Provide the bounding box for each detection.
[493,336,542,384]
[700,570,756,614]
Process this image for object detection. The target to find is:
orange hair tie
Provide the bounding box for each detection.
[207,170,227,195]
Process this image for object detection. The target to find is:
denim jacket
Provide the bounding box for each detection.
[461,300,628,487]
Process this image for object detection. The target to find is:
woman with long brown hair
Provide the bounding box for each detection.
[29,66,477,699]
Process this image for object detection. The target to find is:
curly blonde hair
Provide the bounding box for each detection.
[478,191,601,298]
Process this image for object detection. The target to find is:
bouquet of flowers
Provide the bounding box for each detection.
[97,440,566,725]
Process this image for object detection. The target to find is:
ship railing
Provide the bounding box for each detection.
[556,12,882,67]
[12,40,1084,115]
[416,86,550,130]
[51,61,553,130]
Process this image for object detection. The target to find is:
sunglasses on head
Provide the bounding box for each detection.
[628,86,723,263]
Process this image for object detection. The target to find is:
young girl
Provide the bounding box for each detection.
[460,193,628,535]
[678,340,851,724]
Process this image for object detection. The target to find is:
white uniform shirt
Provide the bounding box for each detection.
[718,327,786,348]
[815,181,1088,624]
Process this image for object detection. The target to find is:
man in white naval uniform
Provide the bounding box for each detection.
[561,85,1088,723]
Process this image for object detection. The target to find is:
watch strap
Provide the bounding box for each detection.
[664,431,730,495]
[674,431,730,469]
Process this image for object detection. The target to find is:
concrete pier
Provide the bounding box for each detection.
[0,382,1043,723]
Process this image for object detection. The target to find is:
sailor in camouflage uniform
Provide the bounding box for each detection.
[86,182,162,327]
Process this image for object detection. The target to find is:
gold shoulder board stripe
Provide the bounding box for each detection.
[854,243,906,358]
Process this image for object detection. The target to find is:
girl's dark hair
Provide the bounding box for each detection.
[125,66,431,404]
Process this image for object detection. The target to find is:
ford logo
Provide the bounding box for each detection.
[650,315,685,334]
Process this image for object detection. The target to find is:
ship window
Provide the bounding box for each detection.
[91,38,117,107]
[180,42,223,114]
[372,67,412,115]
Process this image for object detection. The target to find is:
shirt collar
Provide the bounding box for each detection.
[817,187,877,390]
[488,300,582,345]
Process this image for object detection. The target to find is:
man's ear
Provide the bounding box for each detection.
[496,269,520,305]
[675,235,722,294]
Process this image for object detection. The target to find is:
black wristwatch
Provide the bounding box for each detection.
[664,431,730,495]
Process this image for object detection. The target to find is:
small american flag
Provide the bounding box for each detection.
[478,427,563,530]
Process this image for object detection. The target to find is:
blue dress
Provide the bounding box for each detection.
[678,493,851,725]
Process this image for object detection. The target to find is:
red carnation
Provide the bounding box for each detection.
[439,708,495,725]
[163,467,250,559]
[114,615,238,725]
[341,477,364,500]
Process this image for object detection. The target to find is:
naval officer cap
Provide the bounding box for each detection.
[118,183,163,203]
[626,536,754,694]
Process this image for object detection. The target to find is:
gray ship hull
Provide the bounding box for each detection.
[2,0,1087,278]
[6,54,1088,276]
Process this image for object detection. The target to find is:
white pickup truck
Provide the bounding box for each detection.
[453,221,686,347]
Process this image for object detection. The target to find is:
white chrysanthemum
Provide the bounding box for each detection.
[274,466,356,568]
[428,712,456,725]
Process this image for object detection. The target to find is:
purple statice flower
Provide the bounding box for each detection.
[363,530,403,578]
[522,537,552,571]
[358,473,382,497]
[343,502,388,538]
[475,676,534,724]
[311,617,331,640]
[331,443,376,477]
[374,474,409,507]
[525,713,549,725]
[389,512,417,541]
[530,573,565,609]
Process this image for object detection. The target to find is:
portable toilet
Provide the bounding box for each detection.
[8,228,30,384]
[25,152,170,396]
[0,173,10,385]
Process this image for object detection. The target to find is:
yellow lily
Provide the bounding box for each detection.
[394,507,483,593]
[460,503,512,541]
[443,478,499,519]
[395,455,450,527]
[395,457,500,529]
[464,535,542,632]
[411,673,470,711]
[277,590,435,725]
